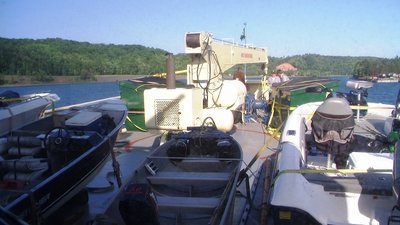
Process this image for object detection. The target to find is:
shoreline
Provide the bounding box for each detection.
[0,75,148,87]
[0,74,347,88]
[0,75,191,87]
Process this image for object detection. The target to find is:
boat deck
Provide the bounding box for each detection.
[304,172,392,195]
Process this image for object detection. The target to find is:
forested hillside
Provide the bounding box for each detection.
[269,54,377,76]
[0,38,189,77]
[0,38,398,81]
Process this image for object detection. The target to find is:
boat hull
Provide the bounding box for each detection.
[268,99,397,224]
[118,127,242,225]
[0,99,127,223]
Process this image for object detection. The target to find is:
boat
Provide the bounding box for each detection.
[0,91,60,136]
[373,78,399,83]
[118,125,242,225]
[266,80,399,224]
[0,98,127,224]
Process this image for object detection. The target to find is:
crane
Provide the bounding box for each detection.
[144,32,269,132]
[185,32,268,109]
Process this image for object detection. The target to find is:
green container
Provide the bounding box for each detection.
[119,79,166,111]
[125,113,147,132]
[281,78,340,107]
[268,77,340,130]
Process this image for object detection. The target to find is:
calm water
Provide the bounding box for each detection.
[1,76,399,107]
[0,82,120,108]
[335,76,400,105]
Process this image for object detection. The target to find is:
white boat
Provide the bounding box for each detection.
[267,80,399,224]
[373,78,399,83]
[0,91,60,136]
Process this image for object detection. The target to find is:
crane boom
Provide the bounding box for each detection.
[185,32,268,84]
[185,32,268,109]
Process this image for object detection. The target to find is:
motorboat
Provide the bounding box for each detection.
[0,91,60,136]
[0,98,127,224]
[118,125,242,225]
[267,80,399,224]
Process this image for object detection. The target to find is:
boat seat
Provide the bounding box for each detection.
[7,146,42,156]
[6,135,43,156]
[311,97,355,167]
[1,158,48,183]
[0,158,48,172]
[147,171,231,185]
[156,196,219,214]
[3,169,47,182]
[177,158,232,171]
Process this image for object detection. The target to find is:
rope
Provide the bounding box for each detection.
[0,97,30,103]
[125,115,147,132]
[237,119,284,185]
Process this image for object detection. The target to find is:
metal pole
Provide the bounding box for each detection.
[166,53,176,89]
[243,23,247,77]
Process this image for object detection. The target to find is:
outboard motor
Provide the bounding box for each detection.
[343,80,373,118]
[119,183,159,225]
[311,97,355,168]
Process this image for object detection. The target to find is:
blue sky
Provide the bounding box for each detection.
[0,0,399,58]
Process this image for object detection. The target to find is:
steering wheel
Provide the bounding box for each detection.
[44,127,70,151]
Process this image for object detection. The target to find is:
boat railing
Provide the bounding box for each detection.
[44,96,120,115]
[349,104,395,110]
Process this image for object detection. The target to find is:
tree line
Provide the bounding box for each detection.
[268,54,399,77]
[0,37,189,80]
[0,37,398,81]
[352,57,400,79]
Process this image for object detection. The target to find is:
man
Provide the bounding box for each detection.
[268,72,281,85]
[277,69,290,82]
[233,67,245,84]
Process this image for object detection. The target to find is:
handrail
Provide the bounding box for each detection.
[44,96,120,115]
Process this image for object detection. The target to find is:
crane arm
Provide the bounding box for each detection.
[185,32,268,85]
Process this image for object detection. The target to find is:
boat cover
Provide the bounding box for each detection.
[311,97,355,164]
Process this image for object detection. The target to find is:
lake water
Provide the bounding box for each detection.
[0,82,120,108]
[1,76,399,108]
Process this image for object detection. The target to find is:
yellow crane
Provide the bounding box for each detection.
[185,32,269,109]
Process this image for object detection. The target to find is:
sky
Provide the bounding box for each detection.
[0,0,399,58]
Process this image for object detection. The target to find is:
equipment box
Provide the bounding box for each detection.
[65,111,103,131]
